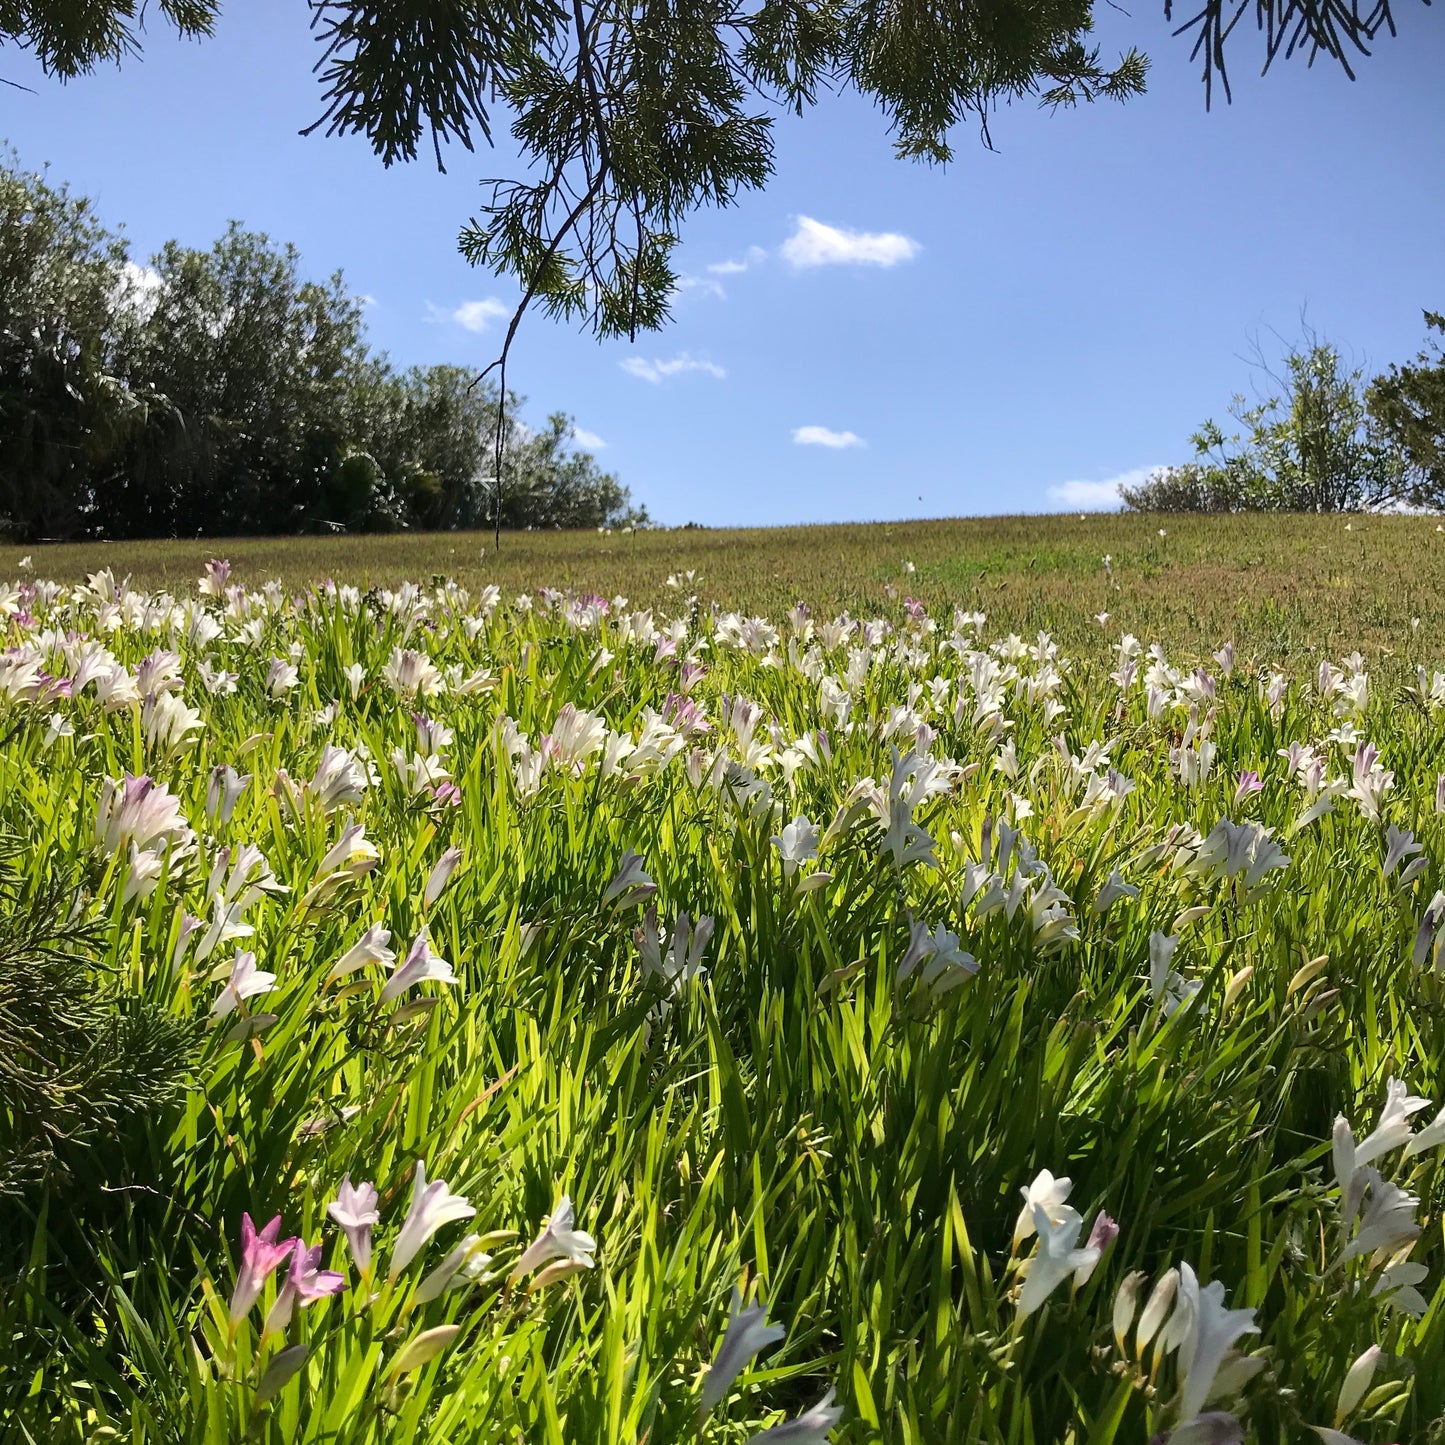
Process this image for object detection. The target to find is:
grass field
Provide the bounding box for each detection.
[6,511,1445,673]
[6,515,1445,1444]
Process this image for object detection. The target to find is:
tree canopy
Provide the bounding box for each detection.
[1121,329,1443,514]
[0,155,641,542]
[3,0,1428,366]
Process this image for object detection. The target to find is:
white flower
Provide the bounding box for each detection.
[265,656,300,699]
[388,1161,476,1277]
[424,847,463,907]
[1091,869,1138,915]
[603,850,656,909]
[1017,1204,1100,1316]
[327,924,395,982]
[744,1388,843,1443]
[1174,1264,1259,1426]
[510,1195,597,1280]
[328,1176,381,1272]
[378,931,458,1004]
[1013,1169,1073,1246]
[771,814,820,875]
[700,1290,786,1415]
[210,951,277,1018]
[414,1233,492,1303]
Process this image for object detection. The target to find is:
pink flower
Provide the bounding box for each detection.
[263,1238,347,1334]
[229,1213,296,1323]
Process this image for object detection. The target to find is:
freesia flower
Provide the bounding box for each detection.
[700,1290,786,1415]
[1017,1204,1100,1316]
[413,1234,492,1303]
[1174,1264,1259,1426]
[1091,869,1138,915]
[210,951,277,1018]
[603,850,657,909]
[1338,1170,1421,1264]
[327,924,395,983]
[1014,1168,1073,1245]
[510,1195,597,1281]
[771,815,820,875]
[424,847,463,907]
[744,1388,842,1443]
[263,1237,346,1334]
[1403,1102,1445,1158]
[388,1162,475,1277]
[378,931,457,1004]
[328,1177,381,1272]
[229,1213,296,1322]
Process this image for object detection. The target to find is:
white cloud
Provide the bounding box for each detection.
[781,216,920,269]
[674,274,726,300]
[793,425,865,449]
[360,293,378,308]
[451,298,510,332]
[620,353,726,383]
[707,245,768,275]
[1047,467,1161,511]
[117,261,164,316]
[571,427,607,450]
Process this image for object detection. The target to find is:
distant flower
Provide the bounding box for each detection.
[383,647,443,699]
[700,1290,786,1416]
[1382,825,1423,879]
[744,1388,843,1444]
[315,820,381,879]
[510,1195,597,1281]
[424,847,463,906]
[211,951,277,1018]
[96,773,193,858]
[328,1176,381,1273]
[388,1162,475,1277]
[266,657,300,699]
[414,1233,492,1303]
[603,850,657,909]
[1233,771,1263,807]
[379,931,458,1004]
[896,920,978,998]
[1091,869,1138,915]
[327,924,395,983]
[207,764,251,824]
[230,1213,296,1323]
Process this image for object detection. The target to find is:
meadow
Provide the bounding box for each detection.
[3,518,1445,1444]
[7,510,1445,672]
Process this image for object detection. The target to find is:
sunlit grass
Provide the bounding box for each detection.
[1,540,1443,1444]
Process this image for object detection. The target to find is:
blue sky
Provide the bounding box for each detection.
[4,0,1442,525]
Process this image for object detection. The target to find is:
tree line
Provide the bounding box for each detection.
[1122,323,1445,513]
[0,153,647,542]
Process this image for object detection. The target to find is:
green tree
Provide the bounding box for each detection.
[1369,310,1445,503]
[0,152,133,539]
[1122,338,1413,514]
[0,153,637,538]
[115,222,373,536]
